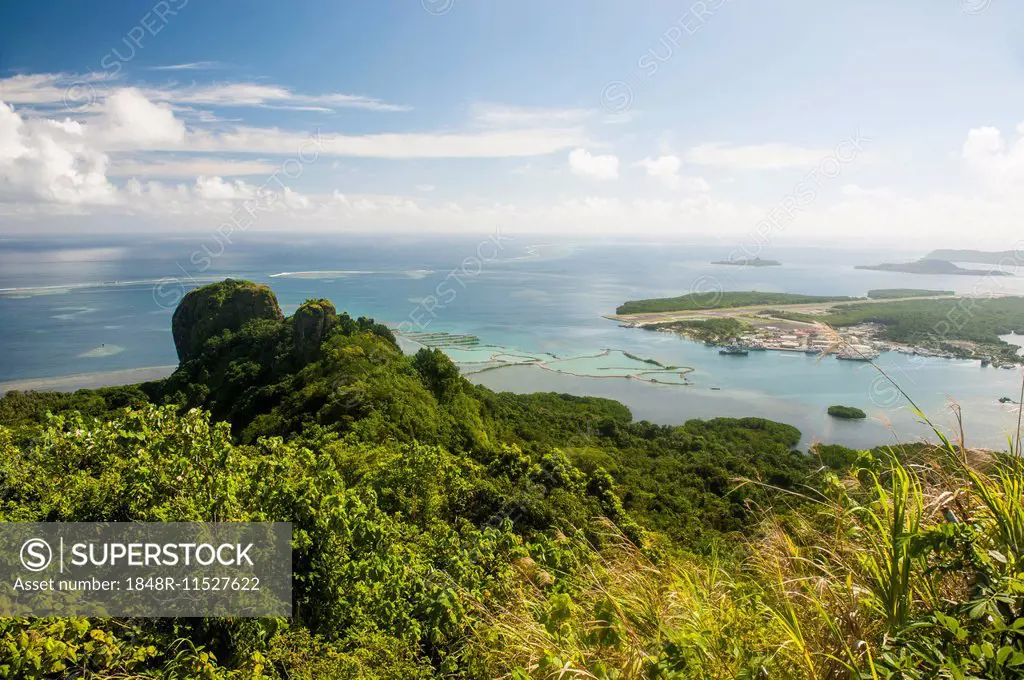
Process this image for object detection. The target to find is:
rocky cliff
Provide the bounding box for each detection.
[292,299,338,363]
[171,279,284,362]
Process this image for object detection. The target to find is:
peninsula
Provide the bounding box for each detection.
[711,257,781,267]
[855,258,1013,276]
[925,249,1023,265]
[616,292,857,316]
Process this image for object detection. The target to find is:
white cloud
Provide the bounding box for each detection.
[188,126,588,159]
[568,148,619,180]
[0,73,102,107]
[684,142,829,170]
[0,73,409,114]
[1,79,588,162]
[96,89,186,148]
[637,155,710,191]
[6,68,1020,249]
[193,175,253,201]
[142,82,410,113]
[0,102,118,205]
[150,62,224,71]
[110,157,277,177]
[961,123,1024,194]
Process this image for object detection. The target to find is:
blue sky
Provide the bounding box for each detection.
[1,0,1023,247]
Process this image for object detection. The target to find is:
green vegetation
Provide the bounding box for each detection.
[827,404,867,419]
[3,279,1024,679]
[616,291,858,315]
[621,352,663,366]
[856,258,1013,276]
[171,278,284,362]
[867,288,954,299]
[644,317,745,344]
[779,296,1024,364]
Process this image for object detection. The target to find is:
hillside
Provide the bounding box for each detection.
[926,249,1023,265]
[855,258,1014,276]
[1,279,1022,679]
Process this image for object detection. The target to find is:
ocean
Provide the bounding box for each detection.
[1,232,1022,451]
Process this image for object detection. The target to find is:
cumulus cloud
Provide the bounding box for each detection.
[96,89,187,148]
[1,75,589,161]
[961,123,1024,194]
[0,102,118,205]
[637,155,710,191]
[568,148,619,180]
[193,175,253,201]
[2,69,1022,248]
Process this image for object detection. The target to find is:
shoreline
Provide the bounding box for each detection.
[0,366,177,394]
[608,294,1024,367]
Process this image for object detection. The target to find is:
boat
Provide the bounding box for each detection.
[719,345,749,356]
[981,358,991,367]
[836,351,879,362]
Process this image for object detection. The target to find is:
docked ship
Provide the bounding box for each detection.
[836,351,880,362]
[719,345,749,356]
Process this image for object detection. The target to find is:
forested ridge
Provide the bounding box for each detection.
[1,280,1023,679]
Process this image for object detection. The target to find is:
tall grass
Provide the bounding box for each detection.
[751,355,1024,678]
[467,437,1024,678]
[463,353,1024,678]
[465,374,1024,677]
[467,522,796,679]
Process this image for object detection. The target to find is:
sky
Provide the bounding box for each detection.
[1,0,1023,248]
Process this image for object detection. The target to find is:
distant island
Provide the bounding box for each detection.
[867,289,954,299]
[855,258,1013,276]
[711,257,781,267]
[925,249,1022,265]
[828,405,867,419]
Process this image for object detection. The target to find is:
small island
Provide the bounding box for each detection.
[828,405,867,419]
[711,257,781,267]
[855,258,1013,277]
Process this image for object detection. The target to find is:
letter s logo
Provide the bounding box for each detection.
[21,539,52,572]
